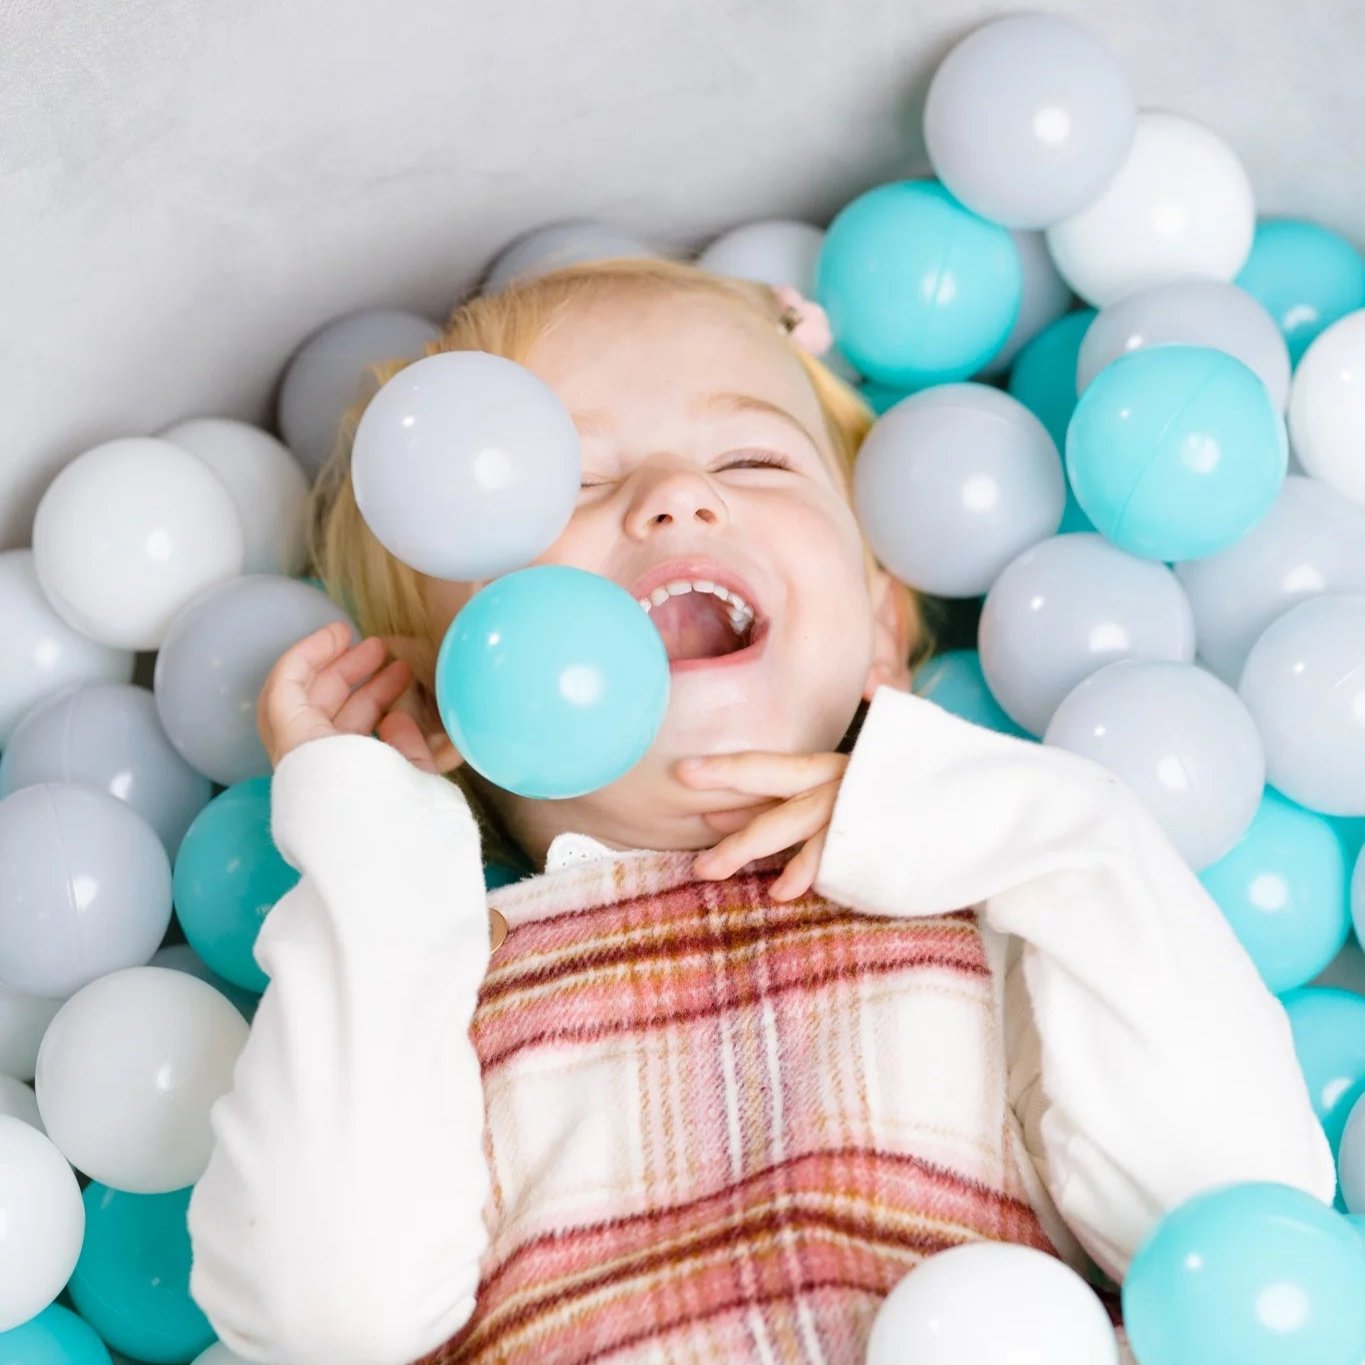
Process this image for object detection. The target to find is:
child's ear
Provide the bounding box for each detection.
[379,633,464,776]
[862,566,913,700]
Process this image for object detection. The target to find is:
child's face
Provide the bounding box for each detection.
[420,289,905,857]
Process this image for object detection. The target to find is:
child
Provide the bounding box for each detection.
[186,258,1334,1365]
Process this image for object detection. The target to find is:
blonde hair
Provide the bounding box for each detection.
[304,255,942,866]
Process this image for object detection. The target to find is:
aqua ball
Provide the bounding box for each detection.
[0,1303,112,1364]
[816,180,1022,388]
[911,650,1031,740]
[435,565,669,800]
[172,775,299,994]
[1066,344,1286,561]
[1198,788,1350,995]
[1235,218,1365,366]
[1122,1181,1365,1365]
[66,1184,216,1364]
[1280,987,1365,1157]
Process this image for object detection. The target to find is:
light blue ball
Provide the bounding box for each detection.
[1235,218,1365,366]
[1066,344,1286,561]
[66,1184,216,1364]
[172,775,299,994]
[0,1303,113,1364]
[435,565,670,799]
[816,180,1022,388]
[1006,308,1097,534]
[1280,987,1365,1157]
[1122,1181,1365,1365]
[1198,788,1351,995]
[911,650,1031,739]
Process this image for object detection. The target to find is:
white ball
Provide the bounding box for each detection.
[0,1114,85,1332]
[159,417,311,575]
[0,978,63,1083]
[0,548,134,747]
[35,966,250,1194]
[1288,309,1365,509]
[0,1073,44,1132]
[31,437,246,651]
[866,1242,1118,1364]
[1046,111,1255,307]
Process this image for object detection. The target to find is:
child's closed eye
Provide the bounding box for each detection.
[580,451,794,489]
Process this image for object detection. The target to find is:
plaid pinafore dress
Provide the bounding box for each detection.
[415,846,1099,1364]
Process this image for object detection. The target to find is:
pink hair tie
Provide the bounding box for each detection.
[773,284,833,358]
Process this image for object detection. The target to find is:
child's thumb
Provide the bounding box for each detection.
[426,729,465,775]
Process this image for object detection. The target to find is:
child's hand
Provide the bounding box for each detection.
[674,751,849,901]
[258,621,459,774]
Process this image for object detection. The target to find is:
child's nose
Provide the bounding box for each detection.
[623,462,729,536]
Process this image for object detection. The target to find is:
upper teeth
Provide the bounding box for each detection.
[637,579,756,634]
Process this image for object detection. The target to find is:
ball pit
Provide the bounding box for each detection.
[3,8,1365,1363]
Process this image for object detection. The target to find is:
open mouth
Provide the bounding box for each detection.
[638,579,766,667]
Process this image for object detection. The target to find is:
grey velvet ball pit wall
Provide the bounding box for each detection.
[2,0,1363,550]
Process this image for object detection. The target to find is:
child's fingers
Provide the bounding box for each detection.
[376,709,438,773]
[700,801,781,833]
[333,658,413,735]
[770,828,828,902]
[304,636,389,715]
[676,751,847,799]
[693,781,838,880]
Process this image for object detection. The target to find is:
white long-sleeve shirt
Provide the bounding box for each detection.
[186,684,1335,1365]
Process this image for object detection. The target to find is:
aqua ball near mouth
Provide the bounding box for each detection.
[434,564,669,800]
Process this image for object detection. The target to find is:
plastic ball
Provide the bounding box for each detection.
[158,417,310,576]
[66,1183,217,1363]
[0,1073,43,1131]
[1238,594,1365,816]
[1340,1094,1365,1215]
[696,218,861,382]
[435,565,670,799]
[866,1241,1118,1364]
[1235,218,1365,366]
[1046,111,1256,307]
[911,649,1031,739]
[35,966,249,1194]
[1007,309,1098,535]
[153,574,355,786]
[979,533,1195,737]
[1198,789,1351,994]
[0,984,62,1085]
[481,218,656,294]
[859,381,912,416]
[0,783,172,999]
[0,1115,85,1333]
[172,777,299,993]
[852,383,1064,597]
[1280,987,1365,1154]
[0,549,134,748]
[1077,280,1290,410]
[1045,660,1264,869]
[923,12,1136,230]
[150,944,258,1024]
[0,1301,113,1363]
[0,681,214,863]
[31,437,246,651]
[277,307,442,478]
[352,351,582,581]
[1066,345,1286,562]
[1287,309,1365,508]
[976,229,1075,378]
[1173,476,1365,686]
[1355,845,1365,946]
[1121,1181,1365,1365]
[816,180,1022,388]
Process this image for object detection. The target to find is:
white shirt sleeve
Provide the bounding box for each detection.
[186,734,494,1365]
[814,685,1336,1283]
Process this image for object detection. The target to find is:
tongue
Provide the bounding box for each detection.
[649,592,745,661]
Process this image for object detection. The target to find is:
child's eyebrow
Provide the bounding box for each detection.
[572,391,822,457]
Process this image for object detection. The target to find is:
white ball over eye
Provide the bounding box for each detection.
[351,350,583,582]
